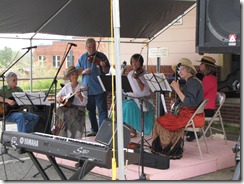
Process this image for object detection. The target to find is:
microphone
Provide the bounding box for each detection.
[69,43,77,47]
[22,46,37,50]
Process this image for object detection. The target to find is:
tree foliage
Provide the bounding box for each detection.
[0,47,13,67]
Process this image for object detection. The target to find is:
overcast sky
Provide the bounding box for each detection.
[0,33,73,50]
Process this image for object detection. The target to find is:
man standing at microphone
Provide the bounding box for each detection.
[76,38,110,136]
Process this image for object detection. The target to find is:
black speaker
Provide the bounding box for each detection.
[196,0,240,54]
[134,150,170,170]
[95,118,130,148]
[31,104,54,134]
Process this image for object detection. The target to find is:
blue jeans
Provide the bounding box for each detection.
[86,92,108,132]
[6,112,39,133]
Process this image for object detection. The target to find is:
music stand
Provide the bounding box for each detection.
[12,92,51,134]
[144,73,172,93]
[98,75,133,119]
[12,92,50,106]
[98,75,132,93]
[144,73,172,116]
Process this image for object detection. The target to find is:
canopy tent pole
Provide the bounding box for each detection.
[113,0,125,180]
[29,39,33,92]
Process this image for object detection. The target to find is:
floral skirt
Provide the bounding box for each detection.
[51,105,86,139]
[151,122,185,159]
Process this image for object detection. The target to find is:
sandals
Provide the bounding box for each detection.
[130,132,137,138]
[128,142,140,149]
[130,128,137,138]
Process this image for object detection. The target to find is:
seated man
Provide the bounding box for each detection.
[0,71,39,133]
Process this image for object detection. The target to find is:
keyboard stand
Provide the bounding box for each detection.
[29,151,96,180]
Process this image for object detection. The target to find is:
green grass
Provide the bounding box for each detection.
[18,79,63,94]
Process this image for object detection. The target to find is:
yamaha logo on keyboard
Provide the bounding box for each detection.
[19,137,39,147]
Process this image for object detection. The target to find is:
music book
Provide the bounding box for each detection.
[144,73,172,92]
[97,75,133,93]
[12,92,51,106]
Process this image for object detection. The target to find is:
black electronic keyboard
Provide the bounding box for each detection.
[2,131,138,170]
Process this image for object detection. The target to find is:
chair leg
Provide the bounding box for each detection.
[219,115,228,144]
[205,116,228,144]
[204,119,214,138]
[201,128,209,154]
[193,131,203,160]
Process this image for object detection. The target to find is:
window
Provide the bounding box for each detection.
[38,55,46,67]
[52,55,60,68]
[67,55,74,67]
[38,55,46,61]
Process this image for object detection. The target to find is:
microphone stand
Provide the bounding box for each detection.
[32,44,75,177]
[123,93,147,180]
[138,97,146,180]
[44,43,75,134]
[0,48,33,162]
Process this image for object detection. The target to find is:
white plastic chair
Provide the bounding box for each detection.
[204,92,227,144]
[185,99,209,160]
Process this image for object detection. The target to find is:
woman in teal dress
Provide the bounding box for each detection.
[123,54,154,137]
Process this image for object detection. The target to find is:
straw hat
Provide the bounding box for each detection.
[63,66,83,80]
[172,58,197,74]
[197,56,217,67]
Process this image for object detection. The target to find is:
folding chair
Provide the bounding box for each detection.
[204,92,227,144]
[185,99,209,160]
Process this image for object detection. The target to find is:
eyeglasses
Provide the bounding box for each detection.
[179,67,186,71]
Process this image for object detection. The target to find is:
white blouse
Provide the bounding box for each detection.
[57,82,88,106]
[125,70,153,111]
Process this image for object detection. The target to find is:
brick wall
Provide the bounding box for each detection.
[221,100,240,125]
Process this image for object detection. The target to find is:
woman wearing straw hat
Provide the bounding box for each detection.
[51,66,88,139]
[186,56,217,142]
[151,58,204,159]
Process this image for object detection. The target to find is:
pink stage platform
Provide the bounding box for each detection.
[36,135,236,180]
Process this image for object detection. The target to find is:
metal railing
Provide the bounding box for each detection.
[0,76,64,101]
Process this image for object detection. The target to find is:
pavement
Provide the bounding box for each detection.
[0,122,240,181]
[0,149,237,181]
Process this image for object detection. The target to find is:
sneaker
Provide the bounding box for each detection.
[186,132,201,142]
[186,134,195,142]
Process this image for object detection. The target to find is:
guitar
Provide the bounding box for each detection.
[58,86,88,107]
[0,97,20,116]
[170,63,183,116]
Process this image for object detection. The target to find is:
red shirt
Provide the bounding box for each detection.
[202,74,217,110]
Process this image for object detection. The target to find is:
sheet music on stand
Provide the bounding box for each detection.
[12,92,51,106]
[144,73,172,113]
[97,75,132,93]
[144,73,172,93]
